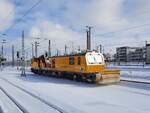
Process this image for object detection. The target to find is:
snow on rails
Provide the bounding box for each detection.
[0,78,68,113]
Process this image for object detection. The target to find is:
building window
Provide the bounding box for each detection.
[78,57,81,65]
[69,56,74,65]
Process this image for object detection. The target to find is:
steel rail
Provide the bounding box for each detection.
[0,78,67,113]
[121,79,150,84]
[0,86,29,113]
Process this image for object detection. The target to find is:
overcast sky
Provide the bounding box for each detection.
[0,0,150,58]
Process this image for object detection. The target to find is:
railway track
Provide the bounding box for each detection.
[121,79,150,85]
[0,78,67,113]
[0,86,28,113]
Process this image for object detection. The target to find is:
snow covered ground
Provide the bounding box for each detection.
[108,65,150,83]
[0,66,150,113]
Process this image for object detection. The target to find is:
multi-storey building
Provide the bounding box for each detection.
[146,43,150,64]
[116,46,145,62]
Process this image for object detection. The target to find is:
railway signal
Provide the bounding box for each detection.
[16,51,20,70]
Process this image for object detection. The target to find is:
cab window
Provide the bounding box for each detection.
[69,56,74,65]
[87,54,103,64]
[78,57,81,65]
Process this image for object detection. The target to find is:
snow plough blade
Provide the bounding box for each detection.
[96,69,120,84]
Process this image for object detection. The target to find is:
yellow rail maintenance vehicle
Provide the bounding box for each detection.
[31,51,120,84]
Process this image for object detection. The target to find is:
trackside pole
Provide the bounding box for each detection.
[21,31,26,77]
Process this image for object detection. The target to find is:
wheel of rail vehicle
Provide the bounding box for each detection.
[58,72,62,78]
[51,72,56,77]
[76,74,83,82]
[72,74,77,81]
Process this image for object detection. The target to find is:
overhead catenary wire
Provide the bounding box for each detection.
[3,0,44,34]
[1,0,150,37]
[103,41,147,47]
[0,1,22,34]
[0,0,44,59]
[3,0,150,57]
[95,22,150,37]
